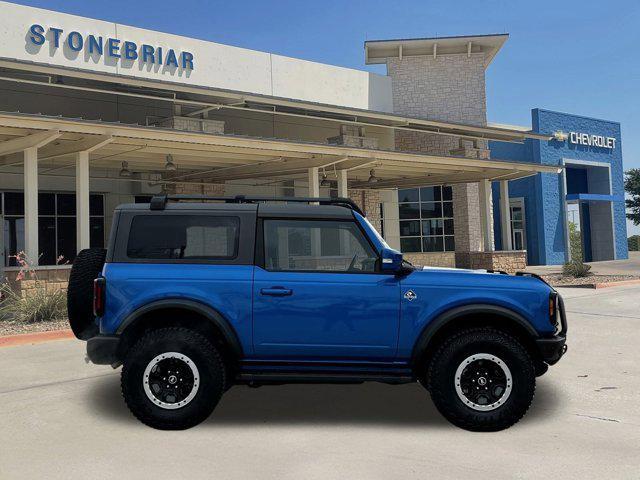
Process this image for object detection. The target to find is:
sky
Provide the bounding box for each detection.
[8,0,640,235]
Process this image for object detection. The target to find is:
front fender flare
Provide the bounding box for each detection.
[410,303,539,364]
[115,298,243,357]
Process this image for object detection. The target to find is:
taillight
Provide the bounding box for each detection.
[93,277,105,317]
[549,292,558,328]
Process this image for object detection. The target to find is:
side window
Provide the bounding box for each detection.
[263,219,378,272]
[127,215,239,260]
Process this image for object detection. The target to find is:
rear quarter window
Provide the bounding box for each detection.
[126,215,239,260]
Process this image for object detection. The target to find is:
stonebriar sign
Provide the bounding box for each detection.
[28,24,195,70]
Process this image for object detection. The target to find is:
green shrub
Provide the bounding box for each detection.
[562,261,592,278]
[629,235,640,252]
[568,221,583,261]
[0,283,66,323]
[0,251,67,323]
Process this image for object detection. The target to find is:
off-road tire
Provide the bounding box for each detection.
[426,327,536,432]
[121,327,226,430]
[67,248,106,339]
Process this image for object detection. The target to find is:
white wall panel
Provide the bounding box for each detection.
[0,1,392,111]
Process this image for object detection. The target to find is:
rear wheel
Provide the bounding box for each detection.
[121,328,226,430]
[67,248,106,339]
[426,327,535,431]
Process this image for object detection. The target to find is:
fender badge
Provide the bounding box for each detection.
[404,290,417,301]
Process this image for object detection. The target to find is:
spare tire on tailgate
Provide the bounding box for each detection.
[67,248,106,340]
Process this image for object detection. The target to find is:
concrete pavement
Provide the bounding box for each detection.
[1,285,639,479]
[526,251,640,276]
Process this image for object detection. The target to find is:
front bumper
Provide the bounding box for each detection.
[536,336,567,365]
[86,335,120,366]
[536,293,568,365]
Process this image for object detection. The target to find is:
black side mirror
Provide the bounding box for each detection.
[380,247,403,274]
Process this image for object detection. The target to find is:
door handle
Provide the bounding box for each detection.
[260,287,293,297]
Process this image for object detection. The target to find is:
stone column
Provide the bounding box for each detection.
[452,183,482,252]
[478,179,494,252]
[386,53,490,266]
[348,188,382,233]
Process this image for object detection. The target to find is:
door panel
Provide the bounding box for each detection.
[252,218,400,360]
[253,268,400,359]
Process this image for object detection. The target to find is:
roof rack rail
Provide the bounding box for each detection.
[149,194,365,216]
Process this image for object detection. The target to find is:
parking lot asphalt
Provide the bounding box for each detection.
[1,285,639,480]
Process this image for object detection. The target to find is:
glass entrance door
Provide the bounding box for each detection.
[509,199,526,251]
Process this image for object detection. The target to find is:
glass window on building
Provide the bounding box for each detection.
[398,186,455,253]
[1,192,105,267]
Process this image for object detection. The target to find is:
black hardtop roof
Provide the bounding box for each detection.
[115,195,361,219]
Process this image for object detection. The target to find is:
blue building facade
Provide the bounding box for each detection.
[490,109,628,265]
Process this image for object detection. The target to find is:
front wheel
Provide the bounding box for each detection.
[426,328,535,431]
[121,328,226,430]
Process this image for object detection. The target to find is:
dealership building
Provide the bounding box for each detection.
[0,1,628,285]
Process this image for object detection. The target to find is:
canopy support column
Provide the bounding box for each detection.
[337,169,348,198]
[23,147,39,265]
[479,179,494,252]
[308,167,319,197]
[76,151,91,251]
[500,180,513,250]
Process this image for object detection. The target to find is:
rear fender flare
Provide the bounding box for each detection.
[116,298,243,357]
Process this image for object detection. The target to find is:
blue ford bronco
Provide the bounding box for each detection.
[68,195,567,431]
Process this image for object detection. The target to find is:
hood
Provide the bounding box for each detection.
[419,265,489,274]
[405,265,552,293]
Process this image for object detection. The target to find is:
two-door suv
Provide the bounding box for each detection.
[68,195,567,431]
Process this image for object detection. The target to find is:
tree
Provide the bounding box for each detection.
[625,169,640,226]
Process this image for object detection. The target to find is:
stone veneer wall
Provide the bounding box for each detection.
[403,252,456,268]
[348,188,382,232]
[5,267,71,296]
[388,55,487,127]
[456,251,527,274]
[166,182,226,195]
[386,53,489,258]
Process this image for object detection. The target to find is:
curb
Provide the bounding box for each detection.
[0,329,74,348]
[556,279,640,289]
[592,279,640,289]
